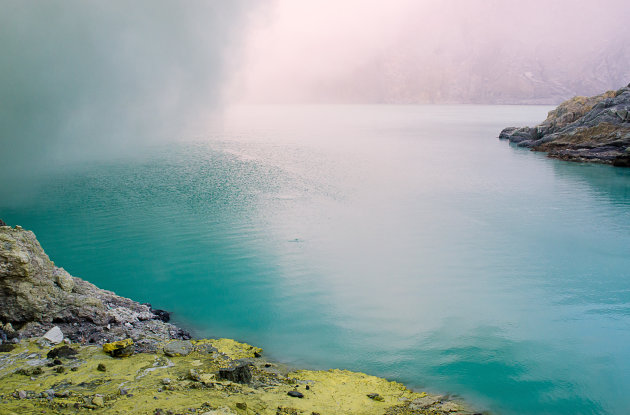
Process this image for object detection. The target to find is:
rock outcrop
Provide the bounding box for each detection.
[0,223,189,348]
[499,83,630,166]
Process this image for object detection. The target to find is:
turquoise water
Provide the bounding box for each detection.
[3,105,630,415]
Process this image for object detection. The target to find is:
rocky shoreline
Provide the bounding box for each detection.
[499,83,630,166]
[0,223,479,415]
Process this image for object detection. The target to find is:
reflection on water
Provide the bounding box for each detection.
[2,105,629,415]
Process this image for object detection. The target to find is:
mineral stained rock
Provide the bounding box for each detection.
[0,225,189,345]
[499,83,630,165]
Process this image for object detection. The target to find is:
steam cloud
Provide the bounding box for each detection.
[2,0,630,190]
[0,0,258,185]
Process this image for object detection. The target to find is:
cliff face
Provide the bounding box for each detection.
[499,83,630,165]
[0,224,188,348]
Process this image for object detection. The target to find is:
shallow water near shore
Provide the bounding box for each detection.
[3,105,630,415]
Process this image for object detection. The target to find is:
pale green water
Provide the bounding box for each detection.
[2,105,630,415]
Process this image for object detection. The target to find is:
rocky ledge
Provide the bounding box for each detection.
[499,83,630,166]
[0,222,478,415]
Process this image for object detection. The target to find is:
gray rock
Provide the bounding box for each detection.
[218,363,252,384]
[410,395,442,409]
[499,84,630,166]
[163,340,193,357]
[367,393,384,401]
[195,343,218,354]
[42,326,63,344]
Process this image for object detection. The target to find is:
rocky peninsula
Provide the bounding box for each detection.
[499,83,630,166]
[0,222,477,415]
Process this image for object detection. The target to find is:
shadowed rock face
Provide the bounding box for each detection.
[0,224,188,346]
[499,83,630,166]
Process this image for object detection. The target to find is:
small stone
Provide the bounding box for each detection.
[4,323,15,334]
[55,269,75,292]
[367,393,384,401]
[55,366,65,373]
[287,390,304,398]
[47,345,78,359]
[163,340,193,357]
[97,363,107,371]
[92,395,104,407]
[218,364,252,384]
[410,395,442,409]
[162,378,172,385]
[63,338,71,345]
[188,369,201,381]
[195,343,218,354]
[103,339,134,357]
[17,390,27,399]
[436,401,460,412]
[71,367,78,371]
[201,407,237,415]
[119,388,129,396]
[236,402,247,410]
[54,391,70,398]
[43,326,64,344]
[0,343,16,352]
[53,359,62,365]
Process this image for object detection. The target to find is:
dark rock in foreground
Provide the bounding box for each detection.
[499,83,630,165]
[219,363,253,384]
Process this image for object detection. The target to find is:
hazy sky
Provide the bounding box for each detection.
[1,0,629,186]
[230,0,630,104]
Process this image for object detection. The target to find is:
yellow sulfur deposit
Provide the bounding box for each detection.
[102,338,134,357]
[0,338,473,415]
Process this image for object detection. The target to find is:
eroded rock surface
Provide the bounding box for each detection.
[0,224,189,347]
[499,83,630,165]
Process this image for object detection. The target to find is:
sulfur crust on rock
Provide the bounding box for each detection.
[103,339,134,354]
[210,338,262,360]
[0,338,472,415]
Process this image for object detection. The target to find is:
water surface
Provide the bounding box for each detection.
[3,105,630,415]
